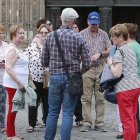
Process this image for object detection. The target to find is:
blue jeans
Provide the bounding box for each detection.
[45,73,78,140]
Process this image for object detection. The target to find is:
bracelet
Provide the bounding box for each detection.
[99,52,102,58]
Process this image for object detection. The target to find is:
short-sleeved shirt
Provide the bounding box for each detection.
[80,28,112,61]
[113,44,140,93]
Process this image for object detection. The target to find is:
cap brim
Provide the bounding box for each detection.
[88,19,100,25]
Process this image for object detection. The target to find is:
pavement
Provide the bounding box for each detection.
[0,100,121,140]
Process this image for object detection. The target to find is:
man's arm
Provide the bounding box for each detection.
[80,40,93,74]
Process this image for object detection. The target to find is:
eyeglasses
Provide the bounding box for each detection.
[40,32,48,35]
[110,35,117,39]
[18,32,24,35]
[0,32,4,35]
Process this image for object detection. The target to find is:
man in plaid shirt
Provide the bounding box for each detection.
[41,8,92,140]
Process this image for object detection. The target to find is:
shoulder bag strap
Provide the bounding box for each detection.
[54,30,70,79]
[117,48,124,60]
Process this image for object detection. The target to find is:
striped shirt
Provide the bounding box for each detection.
[80,28,112,58]
[41,26,93,74]
[113,44,140,93]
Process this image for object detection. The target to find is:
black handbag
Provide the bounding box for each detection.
[99,74,124,92]
[104,87,117,104]
[100,75,124,104]
[54,31,83,96]
[68,73,83,96]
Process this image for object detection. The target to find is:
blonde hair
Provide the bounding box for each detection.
[10,24,23,40]
[109,24,128,41]
[0,23,5,32]
[37,24,51,33]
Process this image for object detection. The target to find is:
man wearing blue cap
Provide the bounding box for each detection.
[80,11,112,132]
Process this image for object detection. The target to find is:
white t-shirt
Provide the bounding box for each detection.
[0,41,8,85]
[3,43,29,88]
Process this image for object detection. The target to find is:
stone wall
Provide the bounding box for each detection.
[0,0,45,45]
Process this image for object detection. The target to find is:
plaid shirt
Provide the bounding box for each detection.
[80,28,111,56]
[41,26,92,74]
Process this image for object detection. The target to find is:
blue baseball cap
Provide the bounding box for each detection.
[88,12,100,25]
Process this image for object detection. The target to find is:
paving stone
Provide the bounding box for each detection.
[1,100,121,140]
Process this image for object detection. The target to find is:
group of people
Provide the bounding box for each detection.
[0,7,140,140]
[0,19,52,140]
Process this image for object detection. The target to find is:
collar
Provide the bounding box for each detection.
[60,26,73,30]
[87,27,101,36]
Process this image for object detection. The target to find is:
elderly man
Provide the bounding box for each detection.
[80,11,112,132]
[41,8,92,140]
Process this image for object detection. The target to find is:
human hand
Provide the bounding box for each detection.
[18,83,26,93]
[91,53,101,62]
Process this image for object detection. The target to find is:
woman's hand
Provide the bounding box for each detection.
[18,83,26,93]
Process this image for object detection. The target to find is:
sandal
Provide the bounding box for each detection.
[35,122,44,128]
[76,121,83,128]
[27,126,34,133]
[116,133,123,139]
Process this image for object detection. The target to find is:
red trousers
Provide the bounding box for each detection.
[117,88,140,140]
[6,87,16,137]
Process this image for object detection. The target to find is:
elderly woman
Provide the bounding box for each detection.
[0,23,8,133]
[3,25,29,140]
[107,24,140,140]
[26,24,51,132]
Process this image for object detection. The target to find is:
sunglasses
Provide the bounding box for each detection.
[47,22,52,26]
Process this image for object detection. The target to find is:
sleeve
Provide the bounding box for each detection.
[80,38,92,71]
[113,49,123,64]
[24,47,29,58]
[24,43,33,59]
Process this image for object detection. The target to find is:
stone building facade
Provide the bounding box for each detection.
[45,0,140,34]
[0,0,45,42]
[1,0,140,41]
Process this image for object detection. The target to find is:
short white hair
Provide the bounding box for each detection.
[61,8,79,21]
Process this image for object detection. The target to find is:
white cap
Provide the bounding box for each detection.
[61,8,79,20]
